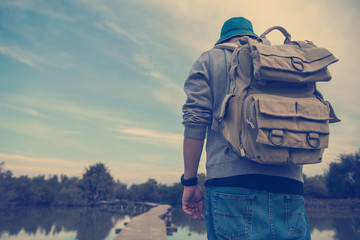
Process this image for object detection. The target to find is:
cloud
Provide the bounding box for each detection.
[0,3,80,70]
[0,153,84,177]
[104,22,143,46]
[4,95,181,150]
[0,44,73,70]
[0,0,80,21]
[0,45,40,69]
[10,95,130,125]
[133,54,185,111]
[0,117,85,150]
[0,153,80,167]
[0,103,44,117]
[111,155,183,184]
[0,95,134,151]
[114,127,182,148]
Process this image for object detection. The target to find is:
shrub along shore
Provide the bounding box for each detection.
[305,198,360,216]
[1,149,359,208]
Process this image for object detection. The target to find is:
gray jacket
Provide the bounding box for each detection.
[182,46,303,182]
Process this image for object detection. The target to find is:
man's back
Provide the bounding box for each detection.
[181,17,312,239]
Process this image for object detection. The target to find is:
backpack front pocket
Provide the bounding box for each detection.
[243,94,330,164]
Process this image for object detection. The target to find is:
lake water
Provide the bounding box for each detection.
[0,206,131,240]
[168,207,360,240]
[0,206,359,240]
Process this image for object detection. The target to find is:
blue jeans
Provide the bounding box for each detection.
[205,186,311,240]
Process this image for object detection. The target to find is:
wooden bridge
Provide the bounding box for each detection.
[98,200,156,216]
[114,204,173,240]
[98,200,177,239]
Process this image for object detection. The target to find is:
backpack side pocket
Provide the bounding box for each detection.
[242,94,330,165]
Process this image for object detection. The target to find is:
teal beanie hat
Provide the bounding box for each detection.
[216,17,258,45]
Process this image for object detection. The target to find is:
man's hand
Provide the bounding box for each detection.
[182,185,204,221]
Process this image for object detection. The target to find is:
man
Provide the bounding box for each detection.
[181,17,311,239]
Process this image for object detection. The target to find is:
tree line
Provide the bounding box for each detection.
[0,162,201,207]
[0,149,359,207]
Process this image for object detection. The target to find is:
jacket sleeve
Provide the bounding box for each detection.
[182,51,213,140]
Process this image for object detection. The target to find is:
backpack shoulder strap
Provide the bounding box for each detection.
[213,42,238,51]
[216,38,258,125]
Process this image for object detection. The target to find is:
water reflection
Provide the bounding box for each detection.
[1,206,359,240]
[168,207,360,240]
[307,211,360,240]
[0,207,127,240]
[167,207,205,240]
[170,207,206,235]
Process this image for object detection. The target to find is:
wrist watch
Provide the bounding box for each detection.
[180,174,198,186]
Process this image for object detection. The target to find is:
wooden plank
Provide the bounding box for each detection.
[114,204,171,240]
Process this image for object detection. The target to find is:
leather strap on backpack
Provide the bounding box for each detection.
[260,26,292,44]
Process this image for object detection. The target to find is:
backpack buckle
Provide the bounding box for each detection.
[269,130,285,146]
[307,133,320,148]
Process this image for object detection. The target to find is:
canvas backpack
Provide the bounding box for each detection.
[213,26,340,165]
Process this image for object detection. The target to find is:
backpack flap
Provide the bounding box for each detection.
[250,42,339,84]
[243,94,330,164]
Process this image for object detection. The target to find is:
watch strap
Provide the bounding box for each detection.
[181,174,198,186]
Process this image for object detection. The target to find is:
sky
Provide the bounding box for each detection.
[0,0,359,185]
